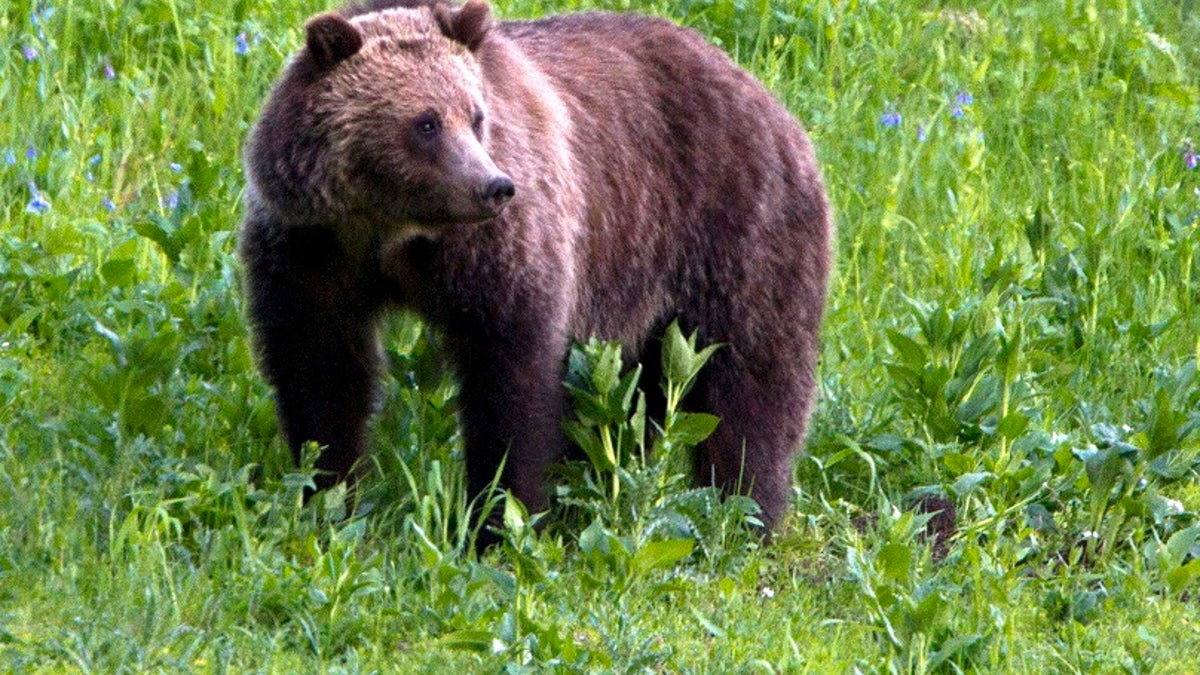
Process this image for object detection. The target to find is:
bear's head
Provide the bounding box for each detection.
[247,1,514,233]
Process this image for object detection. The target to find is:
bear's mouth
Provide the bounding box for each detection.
[387,204,508,239]
[462,201,510,224]
[432,192,514,226]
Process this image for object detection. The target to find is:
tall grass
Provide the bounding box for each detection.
[1,0,1198,671]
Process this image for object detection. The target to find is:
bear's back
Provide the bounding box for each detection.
[497,12,753,105]
[483,11,827,346]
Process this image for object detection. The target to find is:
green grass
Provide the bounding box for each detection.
[2,0,1199,671]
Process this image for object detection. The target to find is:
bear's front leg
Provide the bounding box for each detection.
[240,220,383,490]
[446,323,570,540]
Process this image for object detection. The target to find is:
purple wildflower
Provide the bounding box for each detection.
[917,125,927,142]
[22,46,38,62]
[25,146,37,160]
[163,190,179,210]
[88,153,101,166]
[26,182,50,214]
[235,32,250,56]
[169,162,183,173]
[102,197,116,212]
[955,91,974,106]
[951,105,965,120]
[2,150,15,166]
[103,60,116,80]
[1186,150,1199,171]
[880,110,902,128]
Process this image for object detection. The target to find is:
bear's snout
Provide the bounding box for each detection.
[479,175,516,211]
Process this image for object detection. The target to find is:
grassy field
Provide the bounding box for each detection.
[2,0,1199,671]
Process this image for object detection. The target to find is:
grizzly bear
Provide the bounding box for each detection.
[240,0,832,539]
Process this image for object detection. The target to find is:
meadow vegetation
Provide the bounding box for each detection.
[1,0,1199,671]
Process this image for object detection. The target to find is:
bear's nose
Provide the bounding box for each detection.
[481,176,516,208]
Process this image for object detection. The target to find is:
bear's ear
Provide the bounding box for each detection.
[305,13,364,68]
[434,1,494,52]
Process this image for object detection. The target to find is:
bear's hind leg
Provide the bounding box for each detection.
[690,349,815,529]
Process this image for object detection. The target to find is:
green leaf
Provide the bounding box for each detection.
[1025,205,1050,254]
[122,394,168,434]
[666,413,720,446]
[878,543,912,583]
[1166,559,1200,596]
[100,258,136,286]
[1165,524,1200,568]
[951,472,993,497]
[502,493,528,530]
[629,390,646,453]
[692,342,722,376]
[955,379,998,424]
[3,307,42,335]
[591,341,623,397]
[996,411,1030,440]
[690,607,726,638]
[563,383,608,423]
[407,521,442,568]
[134,215,182,262]
[579,518,609,556]
[941,452,976,475]
[563,420,612,471]
[1085,446,1132,497]
[927,634,982,671]
[865,434,911,454]
[619,362,648,410]
[1145,388,1188,458]
[662,321,722,397]
[663,320,693,388]
[1025,504,1057,533]
[438,629,495,652]
[632,538,694,575]
[907,588,948,633]
[886,329,927,368]
[1148,495,1186,525]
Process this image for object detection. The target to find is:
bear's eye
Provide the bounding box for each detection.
[413,112,441,138]
[471,110,485,136]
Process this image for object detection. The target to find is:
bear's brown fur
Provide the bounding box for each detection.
[240,0,832,540]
